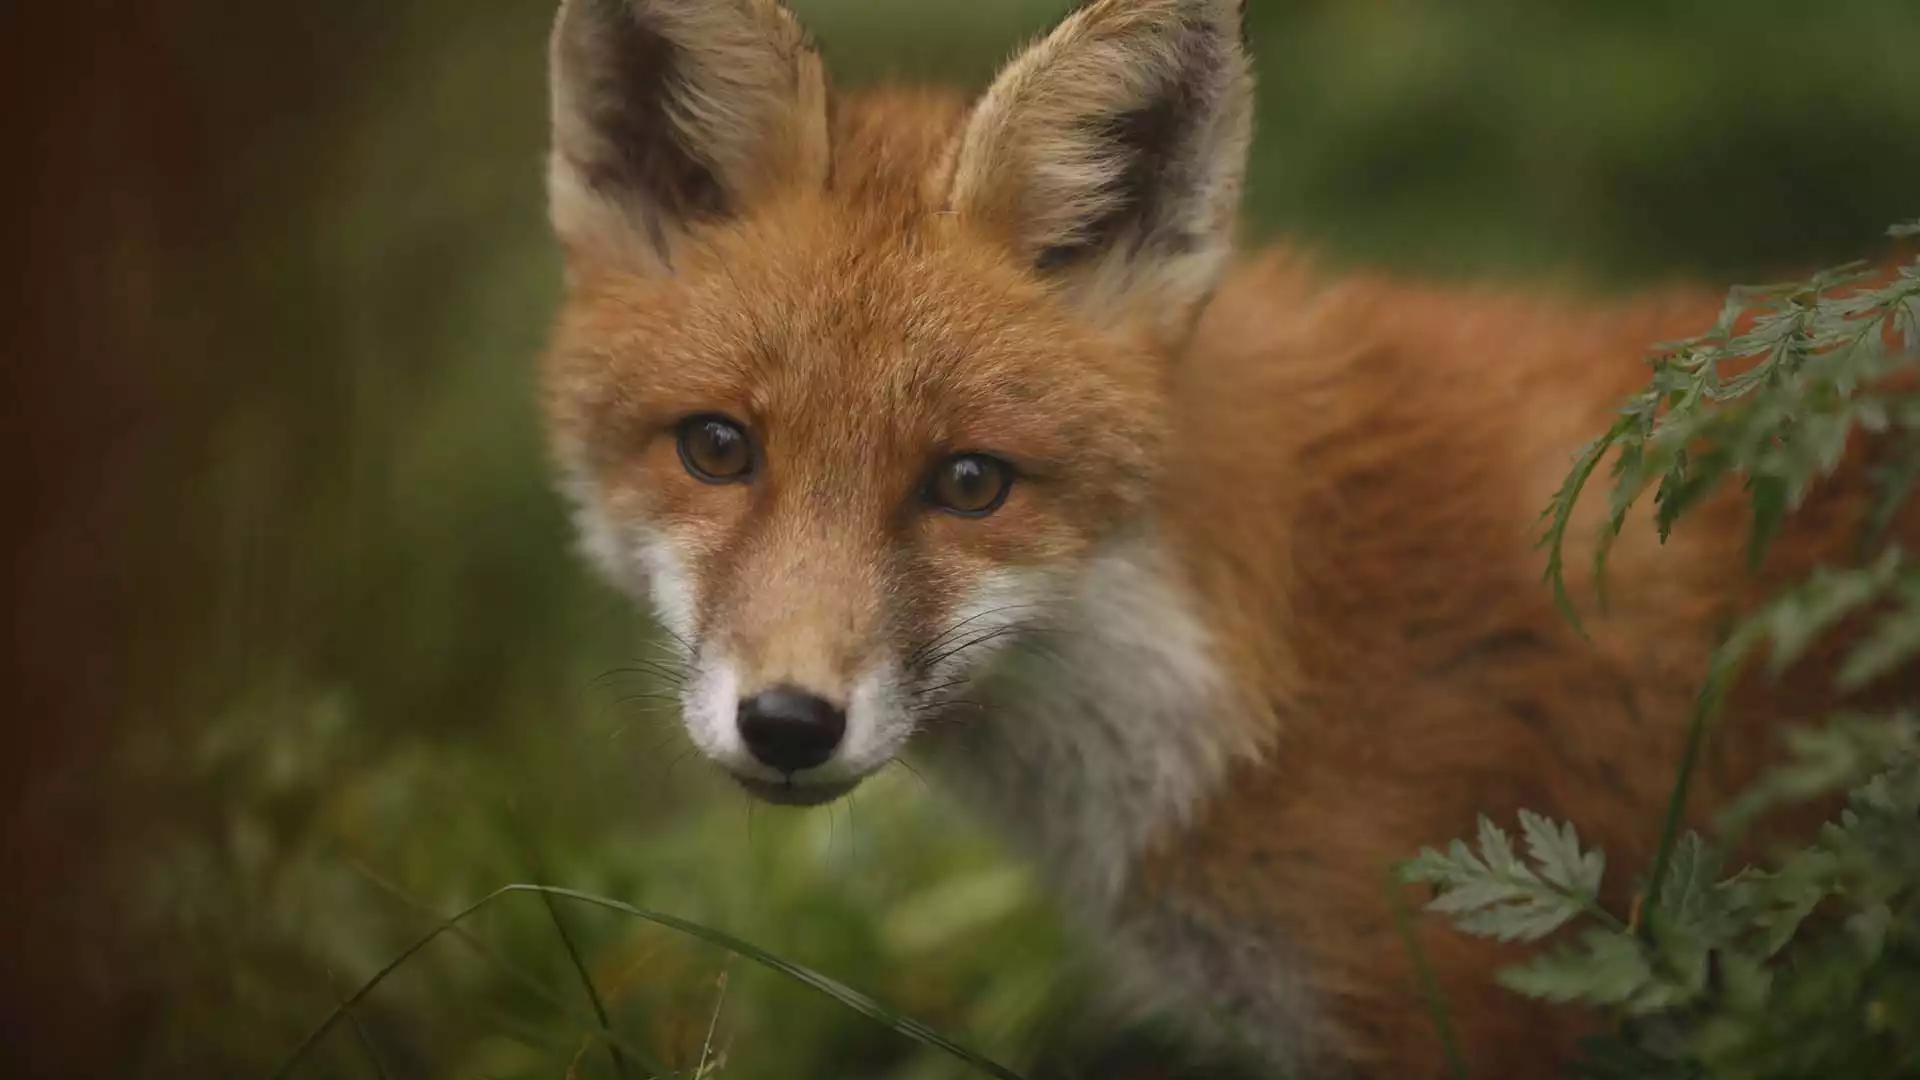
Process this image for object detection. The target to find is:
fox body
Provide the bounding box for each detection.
[539,2,1905,1076]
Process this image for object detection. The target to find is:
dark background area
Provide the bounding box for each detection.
[3,2,1916,1077]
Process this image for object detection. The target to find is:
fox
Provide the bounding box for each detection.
[536,1,1915,1076]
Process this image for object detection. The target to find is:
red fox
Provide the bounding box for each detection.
[537,1,1911,1076]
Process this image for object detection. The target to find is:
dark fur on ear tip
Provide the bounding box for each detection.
[582,7,731,221]
[548,0,832,264]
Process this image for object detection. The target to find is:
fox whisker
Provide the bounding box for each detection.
[907,604,1047,669]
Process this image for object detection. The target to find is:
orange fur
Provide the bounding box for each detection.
[538,3,1916,1076]
[1139,259,1914,1074]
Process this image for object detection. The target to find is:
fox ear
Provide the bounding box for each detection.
[548,0,831,270]
[942,0,1252,340]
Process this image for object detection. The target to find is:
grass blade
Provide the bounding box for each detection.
[1642,650,1739,913]
[695,965,729,1078]
[329,971,392,1080]
[273,886,532,1080]
[506,811,637,1080]
[525,885,1028,1080]
[1386,871,1472,1080]
[538,882,634,1080]
[343,861,674,1079]
[274,883,1028,1080]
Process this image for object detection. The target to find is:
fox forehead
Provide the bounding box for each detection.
[546,193,1166,525]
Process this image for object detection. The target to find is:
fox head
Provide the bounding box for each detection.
[542,0,1253,805]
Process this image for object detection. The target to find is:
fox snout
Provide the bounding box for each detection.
[728,693,859,807]
[671,520,912,802]
[728,685,866,805]
[686,654,906,806]
[668,632,857,798]
[737,686,846,773]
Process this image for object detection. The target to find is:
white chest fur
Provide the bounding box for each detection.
[910,534,1324,1071]
[909,533,1256,917]
[910,534,1325,1070]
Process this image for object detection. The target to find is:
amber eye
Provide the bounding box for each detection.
[676,414,754,483]
[927,453,1015,517]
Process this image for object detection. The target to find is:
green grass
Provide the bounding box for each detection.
[26,1,1920,1077]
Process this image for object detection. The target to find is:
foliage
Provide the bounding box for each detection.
[1407,222,1920,1079]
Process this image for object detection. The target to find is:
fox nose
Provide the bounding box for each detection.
[737,687,846,773]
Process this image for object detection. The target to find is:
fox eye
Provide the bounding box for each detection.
[927,454,1015,517]
[676,414,754,483]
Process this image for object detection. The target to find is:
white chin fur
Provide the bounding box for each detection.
[835,660,913,780]
[682,654,748,770]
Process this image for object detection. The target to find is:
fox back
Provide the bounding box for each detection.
[538,2,1912,1076]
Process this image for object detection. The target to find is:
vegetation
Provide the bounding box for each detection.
[1407,223,1920,1079]
[14,1,1920,1078]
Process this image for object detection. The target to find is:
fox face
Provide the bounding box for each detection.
[542,0,1253,805]
[547,218,1170,802]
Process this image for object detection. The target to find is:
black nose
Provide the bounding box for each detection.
[737,687,846,773]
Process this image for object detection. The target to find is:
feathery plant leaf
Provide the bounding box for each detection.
[1717,550,1908,679]
[1434,220,1920,1080]
[1647,833,1723,938]
[1498,927,1661,1010]
[1539,238,1920,613]
[1401,812,1616,943]
[1520,809,1608,897]
[1540,432,1619,631]
[1715,713,1919,837]
[1837,574,1920,690]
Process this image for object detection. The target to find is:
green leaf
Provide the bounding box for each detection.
[1747,850,1843,958]
[1520,810,1606,898]
[1844,903,1892,959]
[1860,433,1920,552]
[1719,551,1905,679]
[1401,814,1615,943]
[1498,927,1665,1010]
[1647,832,1722,934]
[1716,714,1920,836]
[1569,1035,1702,1080]
[1538,429,1620,631]
[1837,579,1920,691]
[1478,815,1520,876]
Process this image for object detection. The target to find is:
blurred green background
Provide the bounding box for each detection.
[2,1,1916,1078]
